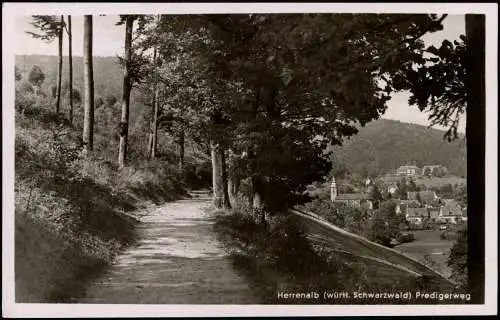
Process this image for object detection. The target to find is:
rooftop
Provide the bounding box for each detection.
[406,207,429,217]
[440,199,463,216]
[336,193,372,201]
[422,164,444,168]
[397,165,420,170]
[407,191,438,203]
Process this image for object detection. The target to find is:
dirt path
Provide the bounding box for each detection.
[74,197,262,304]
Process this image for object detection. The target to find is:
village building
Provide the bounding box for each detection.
[400,199,421,207]
[429,207,441,221]
[335,193,374,210]
[407,190,439,207]
[405,207,429,226]
[376,173,402,195]
[378,173,401,184]
[395,199,420,216]
[438,199,464,224]
[396,165,421,177]
[330,177,374,210]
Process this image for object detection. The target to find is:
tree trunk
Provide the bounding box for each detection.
[147,125,153,159]
[68,15,73,124]
[465,14,485,304]
[228,175,240,206]
[221,149,231,209]
[211,141,224,208]
[82,15,94,155]
[148,45,158,159]
[56,15,64,114]
[228,178,235,205]
[151,85,159,159]
[227,152,239,206]
[146,88,155,159]
[178,130,185,172]
[118,16,133,168]
[252,176,265,224]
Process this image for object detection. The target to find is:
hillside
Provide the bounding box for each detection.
[328,119,467,177]
[16,54,123,99]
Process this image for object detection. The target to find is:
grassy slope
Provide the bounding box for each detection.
[14,94,187,302]
[329,119,467,177]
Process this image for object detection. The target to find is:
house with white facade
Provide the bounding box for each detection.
[438,199,464,224]
[396,165,421,177]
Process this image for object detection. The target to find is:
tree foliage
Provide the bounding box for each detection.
[393,35,466,141]
[28,65,45,88]
[15,65,22,81]
[368,200,405,246]
[25,15,64,42]
[140,14,448,211]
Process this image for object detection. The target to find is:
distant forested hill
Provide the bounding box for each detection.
[15,54,123,99]
[328,119,467,178]
[15,54,148,136]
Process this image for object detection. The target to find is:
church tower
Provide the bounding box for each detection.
[330,176,337,202]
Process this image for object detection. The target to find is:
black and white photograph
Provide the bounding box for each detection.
[2,2,497,317]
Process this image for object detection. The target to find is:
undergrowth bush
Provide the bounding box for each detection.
[214,206,428,304]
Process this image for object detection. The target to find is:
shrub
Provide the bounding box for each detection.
[116,160,185,203]
[448,229,468,288]
[302,199,345,227]
[367,217,392,246]
[396,232,415,243]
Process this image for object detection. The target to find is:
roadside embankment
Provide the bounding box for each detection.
[14,104,187,302]
[213,206,454,304]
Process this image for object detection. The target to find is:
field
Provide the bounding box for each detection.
[392,229,457,279]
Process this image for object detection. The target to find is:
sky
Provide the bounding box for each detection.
[14,14,466,133]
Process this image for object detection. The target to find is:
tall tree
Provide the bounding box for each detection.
[82,15,95,155]
[148,39,160,160]
[178,130,185,171]
[211,141,225,208]
[26,15,65,112]
[149,15,161,160]
[67,15,74,124]
[118,15,134,168]
[55,15,64,114]
[153,14,448,214]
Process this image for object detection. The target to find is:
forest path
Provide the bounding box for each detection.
[74,194,262,304]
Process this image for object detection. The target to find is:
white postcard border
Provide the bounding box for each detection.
[2,2,498,317]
